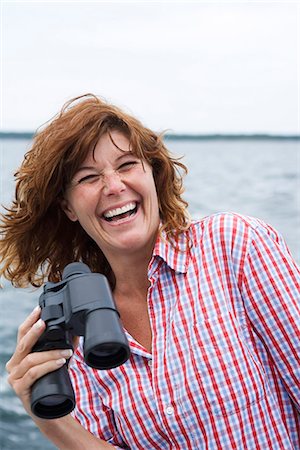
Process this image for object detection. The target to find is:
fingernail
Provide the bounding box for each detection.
[60,349,73,358]
[34,319,44,329]
[56,358,66,366]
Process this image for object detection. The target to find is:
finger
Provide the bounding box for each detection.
[6,319,46,372]
[8,357,68,397]
[10,349,73,380]
[17,306,41,343]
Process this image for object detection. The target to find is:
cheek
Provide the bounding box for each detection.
[141,165,157,190]
[65,192,92,221]
[146,178,160,213]
[71,186,98,207]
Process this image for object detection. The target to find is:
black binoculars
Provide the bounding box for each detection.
[30,262,130,419]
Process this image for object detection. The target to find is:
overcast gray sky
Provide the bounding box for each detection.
[1,1,300,134]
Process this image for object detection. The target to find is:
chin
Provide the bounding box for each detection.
[116,231,156,254]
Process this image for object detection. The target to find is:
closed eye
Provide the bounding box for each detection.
[118,161,138,171]
[73,160,139,185]
[77,174,99,184]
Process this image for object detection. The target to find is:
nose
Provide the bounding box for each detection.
[102,171,125,195]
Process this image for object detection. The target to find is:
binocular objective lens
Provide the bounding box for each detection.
[92,344,120,357]
[86,343,129,369]
[33,396,74,419]
[39,395,66,407]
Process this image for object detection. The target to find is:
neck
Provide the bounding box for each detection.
[105,230,158,299]
[101,240,154,300]
[112,253,151,299]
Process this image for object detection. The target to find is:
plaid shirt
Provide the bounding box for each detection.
[69,213,300,449]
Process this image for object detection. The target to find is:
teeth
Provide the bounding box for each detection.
[104,202,136,219]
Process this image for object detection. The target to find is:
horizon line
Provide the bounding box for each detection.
[0,131,299,141]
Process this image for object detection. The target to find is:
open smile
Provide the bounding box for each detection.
[102,202,139,223]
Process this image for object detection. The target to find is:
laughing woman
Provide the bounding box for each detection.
[2,94,300,449]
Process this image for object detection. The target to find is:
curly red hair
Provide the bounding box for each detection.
[0,94,189,287]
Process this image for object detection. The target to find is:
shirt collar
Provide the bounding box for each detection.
[151,226,191,274]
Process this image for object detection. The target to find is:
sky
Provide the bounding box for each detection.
[1,0,300,134]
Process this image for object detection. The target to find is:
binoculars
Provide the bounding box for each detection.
[30,262,130,419]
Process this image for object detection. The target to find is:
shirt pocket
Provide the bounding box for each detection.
[189,313,266,416]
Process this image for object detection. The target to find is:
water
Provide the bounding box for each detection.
[0,137,299,449]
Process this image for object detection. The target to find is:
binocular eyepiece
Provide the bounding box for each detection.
[30,262,130,419]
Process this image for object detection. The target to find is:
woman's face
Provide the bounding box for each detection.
[62,130,160,263]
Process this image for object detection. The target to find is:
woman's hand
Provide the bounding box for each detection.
[5,306,73,418]
[5,308,116,449]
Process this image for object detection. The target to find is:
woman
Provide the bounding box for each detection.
[2,94,300,449]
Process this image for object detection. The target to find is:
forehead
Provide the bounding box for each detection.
[84,130,133,164]
[97,130,130,152]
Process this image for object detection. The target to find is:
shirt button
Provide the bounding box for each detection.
[165,406,174,415]
[148,360,152,367]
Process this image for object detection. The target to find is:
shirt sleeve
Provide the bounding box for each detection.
[240,220,300,410]
[69,348,129,449]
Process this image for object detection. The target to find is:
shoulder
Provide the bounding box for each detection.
[187,211,283,258]
[189,211,258,239]
[189,211,280,236]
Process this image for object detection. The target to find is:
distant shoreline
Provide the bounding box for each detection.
[0,131,299,141]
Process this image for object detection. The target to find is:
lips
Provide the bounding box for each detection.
[102,202,138,222]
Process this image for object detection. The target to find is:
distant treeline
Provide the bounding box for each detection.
[164,134,300,141]
[0,131,299,141]
[0,132,34,139]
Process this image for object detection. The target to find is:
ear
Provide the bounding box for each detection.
[60,198,78,222]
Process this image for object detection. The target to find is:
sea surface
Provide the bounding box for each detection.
[0,137,299,449]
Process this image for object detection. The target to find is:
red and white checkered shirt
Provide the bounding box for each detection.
[69,212,300,449]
